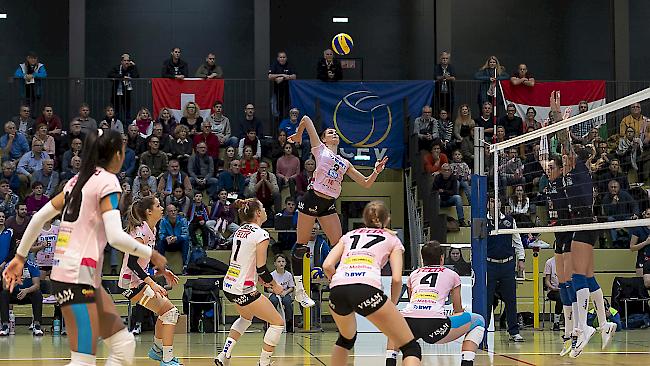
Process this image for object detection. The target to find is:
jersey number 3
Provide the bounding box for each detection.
[349,234,385,250]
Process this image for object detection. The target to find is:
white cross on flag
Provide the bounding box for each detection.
[151,78,225,120]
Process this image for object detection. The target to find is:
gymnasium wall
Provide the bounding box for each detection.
[629,1,650,81]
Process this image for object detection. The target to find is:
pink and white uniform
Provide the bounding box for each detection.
[401,266,461,319]
[35,224,60,267]
[223,223,270,295]
[50,168,121,288]
[330,228,404,290]
[311,143,350,198]
[118,221,156,289]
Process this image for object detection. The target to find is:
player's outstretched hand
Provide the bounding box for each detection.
[287,132,302,145]
[157,268,180,287]
[150,250,168,272]
[2,256,26,292]
[374,157,389,174]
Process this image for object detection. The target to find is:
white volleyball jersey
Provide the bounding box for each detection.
[223,223,270,295]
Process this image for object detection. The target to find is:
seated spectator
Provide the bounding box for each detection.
[234,104,264,141]
[135,182,153,199]
[240,146,259,178]
[276,143,301,195]
[602,179,639,243]
[220,146,236,173]
[273,197,298,252]
[186,192,210,248]
[630,209,650,284]
[619,102,647,138]
[499,147,525,188]
[269,254,295,332]
[437,109,457,153]
[510,63,535,87]
[0,212,14,269]
[0,259,43,336]
[157,107,178,136]
[454,104,475,140]
[523,107,542,132]
[158,159,192,199]
[413,106,438,152]
[265,130,287,162]
[432,163,466,226]
[147,122,172,155]
[207,101,237,147]
[74,103,97,134]
[101,105,124,134]
[423,143,448,175]
[180,101,203,136]
[17,139,49,179]
[126,123,146,155]
[11,105,35,139]
[25,181,48,215]
[32,123,55,158]
[279,108,310,158]
[1,162,22,195]
[61,137,82,173]
[119,134,136,183]
[460,127,475,167]
[193,121,220,160]
[35,104,62,138]
[508,184,532,227]
[446,247,471,276]
[132,165,157,198]
[316,49,342,82]
[195,52,223,78]
[219,160,245,198]
[164,185,191,218]
[449,149,471,201]
[523,143,544,195]
[161,47,188,79]
[14,52,46,109]
[158,204,191,274]
[544,256,562,331]
[59,120,85,158]
[132,107,154,138]
[6,203,30,247]
[268,51,296,120]
[495,125,507,143]
[498,103,524,139]
[31,159,59,197]
[245,161,280,214]
[597,158,629,194]
[295,158,315,200]
[616,126,642,172]
[474,101,495,140]
[569,101,596,144]
[188,142,219,198]
[168,124,193,169]
[60,155,81,182]
[139,136,168,177]
[0,121,30,162]
[206,188,239,248]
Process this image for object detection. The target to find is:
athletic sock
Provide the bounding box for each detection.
[222,337,237,358]
[572,274,590,331]
[259,349,273,366]
[154,337,163,350]
[587,277,607,327]
[563,305,573,339]
[162,346,174,363]
[461,350,476,361]
[70,351,96,366]
[385,350,398,366]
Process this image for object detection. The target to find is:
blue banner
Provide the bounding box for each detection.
[289,80,434,168]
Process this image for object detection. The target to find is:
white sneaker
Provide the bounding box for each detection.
[131,323,142,335]
[509,333,525,342]
[294,288,315,308]
[32,324,44,336]
[214,352,230,366]
[559,337,572,357]
[570,326,596,358]
[600,322,617,350]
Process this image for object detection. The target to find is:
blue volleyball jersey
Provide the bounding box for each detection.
[546,176,570,221]
[565,159,594,214]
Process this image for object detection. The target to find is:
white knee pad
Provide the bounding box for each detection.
[464,326,485,347]
[138,285,157,307]
[263,324,284,347]
[231,317,252,335]
[159,307,180,325]
[103,328,136,366]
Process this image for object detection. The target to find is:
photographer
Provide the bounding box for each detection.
[108,53,139,122]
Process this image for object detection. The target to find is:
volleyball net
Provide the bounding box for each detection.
[488,87,650,239]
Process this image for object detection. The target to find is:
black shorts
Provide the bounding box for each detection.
[571,212,599,246]
[298,190,337,217]
[329,284,388,317]
[406,317,451,344]
[39,266,53,272]
[554,232,574,254]
[121,282,147,300]
[224,290,261,307]
[50,280,97,306]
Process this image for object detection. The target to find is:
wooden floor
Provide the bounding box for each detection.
[0,326,648,365]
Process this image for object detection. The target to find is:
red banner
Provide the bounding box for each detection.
[151,78,224,120]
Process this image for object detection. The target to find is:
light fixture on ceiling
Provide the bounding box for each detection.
[0,14,7,19]
[332,17,348,23]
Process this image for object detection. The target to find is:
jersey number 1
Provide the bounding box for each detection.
[233,240,242,261]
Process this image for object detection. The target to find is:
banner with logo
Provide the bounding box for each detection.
[290,80,434,168]
[151,78,224,121]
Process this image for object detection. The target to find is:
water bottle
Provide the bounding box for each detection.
[198,318,204,333]
[53,319,61,335]
[8,311,15,335]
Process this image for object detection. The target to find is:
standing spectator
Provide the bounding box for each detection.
[188,142,219,198]
[432,163,466,226]
[195,53,223,78]
[31,159,59,197]
[73,103,97,134]
[16,140,48,179]
[60,155,81,182]
[602,180,638,242]
[423,143,448,175]
[186,192,210,248]
[269,254,295,332]
[25,181,48,215]
[180,101,203,136]
[100,105,124,134]
[237,128,262,160]
[240,146,259,178]
[245,161,280,213]
[35,104,62,138]
[619,102,648,138]
[164,185,192,219]
[544,256,562,331]
[454,104,475,140]
[32,123,55,158]
[474,56,508,114]
[316,49,342,82]
[413,106,438,152]
[268,51,297,120]
[157,107,178,136]
[437,109,457,153]
[158,159,192,199]
[616,126,643,172]
[234,103,264,140]
[570,101,595,144]
[11,105,35,139]
[14,52,47,109]
[108,53,139,121]
[132,107,154,138]
[158,204,191,274]
[498,104,524,139]
[0,182,19,223]
[0,259,43,336]
[139,136,169,177]
[207,101,237,147]
[218,160,245,197]
[276,143,301,195]
[510,63,535,87]
[6,203,30,245]
[60,138,82,173]
[279,108,310,158]
[193,121,220,160]
[0,121,30,162]
[295,158,315,200]
[168,125,193,169]
[434,51,456,115]
[474,101,495,141]
[449,150,471,201]
[132,165,158,198]
[161,47,188,79]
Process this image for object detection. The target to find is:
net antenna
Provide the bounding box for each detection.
[489,87,650,235]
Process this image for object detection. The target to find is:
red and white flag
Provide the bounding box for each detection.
[152,78,224,121]
[500,80,606,126]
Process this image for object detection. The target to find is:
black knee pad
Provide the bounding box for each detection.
[335,333,357,350]
[399,339,422,360]
[291,244,309,275]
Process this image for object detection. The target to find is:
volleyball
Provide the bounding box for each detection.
[331,33,354,55]
[311,267,325,280]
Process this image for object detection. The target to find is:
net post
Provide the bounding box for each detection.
[493,145,499,232]
[303,252,311,332]
[532,247,540,329]
[471,127,488,348]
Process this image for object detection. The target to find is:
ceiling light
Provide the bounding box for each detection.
[332,17,348,23]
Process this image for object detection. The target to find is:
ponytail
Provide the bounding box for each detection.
[233,198,262,222]
[125,196,157,233]
[362,200,389,229]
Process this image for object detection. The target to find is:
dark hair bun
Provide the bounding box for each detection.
[233,199,246,209]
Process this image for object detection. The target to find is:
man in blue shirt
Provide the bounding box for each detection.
[218,160,245,197]
[157,204,191,274]
[0,121,30,162]
[279,108,310,159]
[0,260,43,336]
[16,140,49,179]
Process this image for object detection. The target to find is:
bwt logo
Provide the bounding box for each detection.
[345,272,366,277]
[333,91,392,160]
[413,305,432,310]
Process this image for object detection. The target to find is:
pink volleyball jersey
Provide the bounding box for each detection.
[118,221,156,289]
[223,223,270,295]
[400,266,461,319]
[311,143,350,198]
[35,224,60,267]
[50,168,122,288]
[330,228,404,290]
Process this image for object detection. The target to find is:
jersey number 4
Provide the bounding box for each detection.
[349,234,385,250]
[420,273,439,287]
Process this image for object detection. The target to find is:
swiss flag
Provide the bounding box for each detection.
[152,78,224,121]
